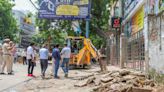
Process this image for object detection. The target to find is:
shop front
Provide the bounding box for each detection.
[123,6,145,71]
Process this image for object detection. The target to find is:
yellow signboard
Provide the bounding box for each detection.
[132,6,144,34]
[56,5,79,16]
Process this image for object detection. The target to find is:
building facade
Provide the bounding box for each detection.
[110,0,164,73]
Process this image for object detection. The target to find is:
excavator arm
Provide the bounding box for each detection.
[76,38,99,65]
[84,38,99,59]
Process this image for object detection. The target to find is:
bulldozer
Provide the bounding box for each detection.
[66,36,99,68]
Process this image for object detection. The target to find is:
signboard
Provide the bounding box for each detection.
[38,0,91,20]
[111,17,122,28]
[20,17,35,47]
[132,6,144,34]
[20,17,35,32]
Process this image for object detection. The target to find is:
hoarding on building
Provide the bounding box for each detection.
[38,0,91,20]
[131,6,144,34]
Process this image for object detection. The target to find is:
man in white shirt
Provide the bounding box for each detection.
[27,43,35,77]
[39,44,49,79]
[60,44,71,77]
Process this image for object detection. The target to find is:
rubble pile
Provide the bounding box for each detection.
[74,70,161,92]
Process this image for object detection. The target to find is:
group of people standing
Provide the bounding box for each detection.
[27,43,71,79]
[0,39,71,79]
[0,38,16,75]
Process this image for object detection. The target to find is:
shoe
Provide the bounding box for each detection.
[64,74,68,78]
[54,76,60,79]
[0,73,5,75]
[27,74,31,76]
[41,75,45,79]
[8,73,14,75]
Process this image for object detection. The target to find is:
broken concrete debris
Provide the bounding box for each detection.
[74,70,162,92]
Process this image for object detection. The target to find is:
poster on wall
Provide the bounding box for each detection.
[131,6,144,34]
[38,0,91,20]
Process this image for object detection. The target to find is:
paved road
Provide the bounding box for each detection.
[0,63,42,92]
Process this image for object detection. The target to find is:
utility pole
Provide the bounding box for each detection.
[86,20,90,38]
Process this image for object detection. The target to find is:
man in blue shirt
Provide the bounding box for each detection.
[39,44,49,79]
[52,44,61,79]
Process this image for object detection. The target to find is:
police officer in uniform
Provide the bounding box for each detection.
[1,39,14,75]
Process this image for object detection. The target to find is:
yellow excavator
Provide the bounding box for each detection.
[66,36,99,68]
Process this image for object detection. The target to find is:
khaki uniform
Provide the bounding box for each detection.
[10,46,16,69]
[2,43,12,73]
[0,47,3,73]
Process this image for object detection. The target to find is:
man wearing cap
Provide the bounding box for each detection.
[1,39,14,75]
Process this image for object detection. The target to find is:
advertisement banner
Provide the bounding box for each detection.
[132,6,144,34]
[38,0,91,20]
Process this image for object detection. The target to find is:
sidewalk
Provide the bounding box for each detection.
[0,63,41,92]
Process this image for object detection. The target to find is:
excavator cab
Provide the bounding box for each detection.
[66,36,84,54]
[66,36,98,68]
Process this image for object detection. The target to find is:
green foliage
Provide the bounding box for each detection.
[34,18,68,46]
[0,0,18,41]
[88,0,110,48]
[149,68,164,84]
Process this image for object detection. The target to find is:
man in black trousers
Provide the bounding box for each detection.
[27,43,35,77]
